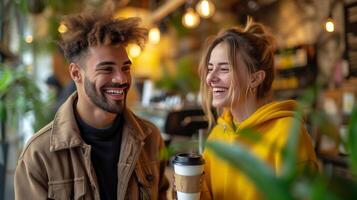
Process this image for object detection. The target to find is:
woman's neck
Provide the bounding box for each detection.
[230,95,272,123]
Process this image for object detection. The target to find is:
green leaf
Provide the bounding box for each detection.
[238,128,263,142]
[161,140,200,160]
[281,87,315,179]
[308,176,341,200]
[348,105,357,175]
[0,69,14,94]
[0,100,7,123]
[206,141,294,200]
[280,115,300,179]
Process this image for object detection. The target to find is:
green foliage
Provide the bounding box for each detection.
[0,65,53,134]
[160,140,200,160]
[281,87,316,180]
[348,105,357,175]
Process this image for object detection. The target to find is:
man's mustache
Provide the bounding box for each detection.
[105,83,130,88]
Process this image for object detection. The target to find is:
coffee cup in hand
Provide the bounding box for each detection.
[172,153,205,200]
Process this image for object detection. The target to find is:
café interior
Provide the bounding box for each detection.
[1,0,357,199]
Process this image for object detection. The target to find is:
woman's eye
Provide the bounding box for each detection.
[221,68,229,72]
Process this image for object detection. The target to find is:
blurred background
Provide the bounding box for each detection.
[1,0,357,199]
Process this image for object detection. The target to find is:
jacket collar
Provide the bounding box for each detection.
[50,92,152,152]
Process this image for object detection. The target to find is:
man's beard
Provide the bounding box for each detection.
[84,76,127,113]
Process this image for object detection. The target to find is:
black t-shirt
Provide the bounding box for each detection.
[75,109,123,200]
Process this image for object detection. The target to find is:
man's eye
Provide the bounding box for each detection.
[99,67,113,72]
[122,66,131,72]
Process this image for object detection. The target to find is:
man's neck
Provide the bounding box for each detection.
[75,96,117,129]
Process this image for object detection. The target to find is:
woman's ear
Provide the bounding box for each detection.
[69,63,82,83]
[250,70,266,88]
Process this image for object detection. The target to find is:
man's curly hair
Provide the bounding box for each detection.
[59,11,148,63]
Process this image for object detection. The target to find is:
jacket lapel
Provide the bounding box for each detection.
[50,92,82,152]
[117,109,152,200]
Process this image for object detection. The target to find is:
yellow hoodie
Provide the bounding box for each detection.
[202,100,318,200]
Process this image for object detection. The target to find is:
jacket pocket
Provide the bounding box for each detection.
[135,161,159,200]
[48,177,86,200]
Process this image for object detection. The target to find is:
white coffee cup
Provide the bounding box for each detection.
[172,153,205,200]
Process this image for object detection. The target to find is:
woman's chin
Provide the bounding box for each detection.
[212,101,225,109]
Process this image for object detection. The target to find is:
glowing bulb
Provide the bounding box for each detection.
[58,23,68,33]
[149,27,160,44]
[182,8,200,29]
[25,35,33,43]
[196,0,215,18]
[325,19,335,32]
[128,44,141,58]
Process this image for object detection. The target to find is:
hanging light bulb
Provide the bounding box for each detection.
[196,0,215,18]
[25,35,33,43]
[182,8,200,29]
[58,23,68,33]
[148,26,160,44]
[128,44,141,58]
[325,18,335,32]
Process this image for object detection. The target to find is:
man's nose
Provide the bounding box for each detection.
[112,72,127,84]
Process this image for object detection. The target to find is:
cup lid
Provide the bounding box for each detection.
[172,153,205,166]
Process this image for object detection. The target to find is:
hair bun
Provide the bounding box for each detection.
[243,16,275,51]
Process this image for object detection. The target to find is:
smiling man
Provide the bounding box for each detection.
[14,11,169,200]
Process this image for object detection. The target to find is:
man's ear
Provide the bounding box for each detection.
[250,70,266,88]
[69,63,83,83]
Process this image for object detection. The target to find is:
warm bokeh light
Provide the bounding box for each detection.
[58,23,68,33]
[182,8,200,29]
[149,27,161,44]
[325,18,335,32]
[196,0,215,18]
[128,44,141,58]
[25,35,33,43]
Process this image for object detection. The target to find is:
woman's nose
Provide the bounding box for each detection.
[207,70,219,83]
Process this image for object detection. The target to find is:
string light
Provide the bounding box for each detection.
[25,35,33,43]
[128,44,141,58]
[325,18,335,32]
[196,0,215,18]
[182,8,200,29]
[58,23,68,33]
[148,26,161,44]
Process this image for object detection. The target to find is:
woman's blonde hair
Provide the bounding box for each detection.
[198,17,275,127]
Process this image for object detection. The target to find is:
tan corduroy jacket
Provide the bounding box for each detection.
[14,92,169,200]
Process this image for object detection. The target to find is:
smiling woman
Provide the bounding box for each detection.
[198,17,318,200]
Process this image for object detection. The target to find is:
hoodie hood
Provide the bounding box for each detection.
[217,100,299,132]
